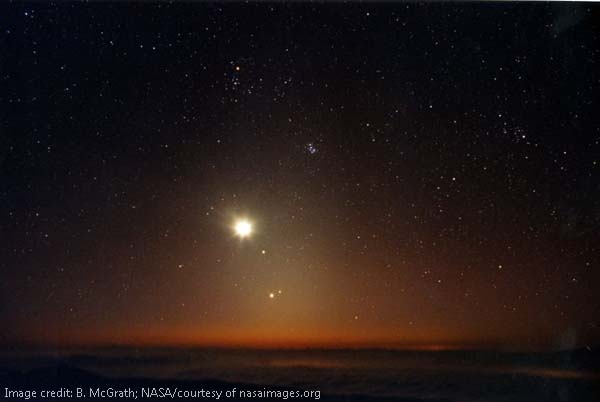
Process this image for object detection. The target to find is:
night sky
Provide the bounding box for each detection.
[1,3,599,350]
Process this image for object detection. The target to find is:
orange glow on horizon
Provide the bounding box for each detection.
[6,324,555,351]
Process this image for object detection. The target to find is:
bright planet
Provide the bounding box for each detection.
[234,219,253,238]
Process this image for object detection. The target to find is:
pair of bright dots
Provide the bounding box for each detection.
[269,290,282,299]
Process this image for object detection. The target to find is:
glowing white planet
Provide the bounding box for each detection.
[234,220,253,238]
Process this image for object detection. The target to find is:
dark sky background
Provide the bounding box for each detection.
[1,3,599,350]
